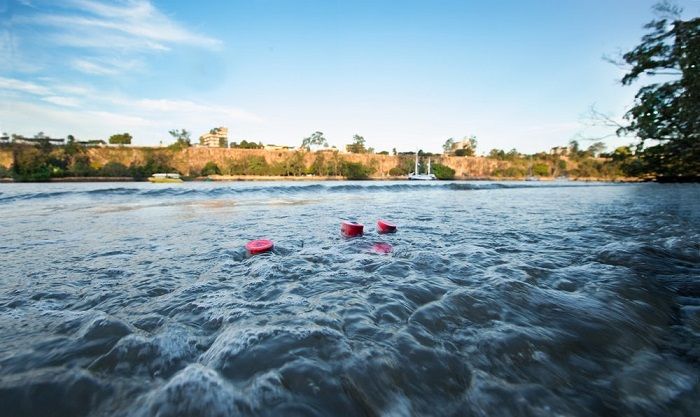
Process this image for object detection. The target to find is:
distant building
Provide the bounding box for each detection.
[447,138,476,156]
[77,140,106,147]
[264,144,294,151]
[12,135,65,146]
[199,127,228,148]
[0,134,9,144]
[550,146,568,156]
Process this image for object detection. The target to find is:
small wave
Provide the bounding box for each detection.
[0,181,618,204]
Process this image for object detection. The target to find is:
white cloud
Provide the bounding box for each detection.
[72,58,141,75]
[0,76,50,95]
[0,100,156,140]
[19,0,222,52]
[0,74,263,144]
[41,95,80,107]
[131,98,264,123]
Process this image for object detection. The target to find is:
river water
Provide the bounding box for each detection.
[0,181,698,417]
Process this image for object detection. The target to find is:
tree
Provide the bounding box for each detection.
[300,131,328,151]
[342,161,373,179]
[568,140,581,158]
[454,148,474,157]
[614,2,699,179]
[586,141,607,157]
[168,129,191,149]
[488,149,506,160]
[346,134,367,153]
[443,138,455,153]
[201,162,221,176]
[467,135,478,152]
[109,133,132,145]
[431,163,456,179]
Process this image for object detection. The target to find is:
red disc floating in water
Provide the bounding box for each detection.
[341,221,364,237]
[377,219,397,233]
[245,239,274,254]
[372,242,393,254]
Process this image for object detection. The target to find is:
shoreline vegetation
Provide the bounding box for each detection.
[0,142,645,183]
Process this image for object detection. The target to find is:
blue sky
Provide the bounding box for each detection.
[1,0,698,153]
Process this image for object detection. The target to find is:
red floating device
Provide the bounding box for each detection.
[377,219,397,233]
[245,239,274,254]
[341,221,364,237]
[372,242,393,254]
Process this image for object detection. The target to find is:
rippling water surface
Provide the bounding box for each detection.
[1,181,699,417]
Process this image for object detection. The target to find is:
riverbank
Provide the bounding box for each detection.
[1,145,634,181]
[0,175,645,183]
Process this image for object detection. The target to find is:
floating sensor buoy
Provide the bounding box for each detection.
[245,239,274,254]
[341,221,364,237]
[372,242,393,254]
[377,219,397,234]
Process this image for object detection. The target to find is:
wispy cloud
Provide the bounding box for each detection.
[41,95,81,107]
[0,76,50,95]
[1,76,263,142]
[9,0,223,76]
[130,99,264,123]
[18,0,222,52]
[72,57,141,75]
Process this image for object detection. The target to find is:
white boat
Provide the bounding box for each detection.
[408,154,437,180]
[148,173,183,183]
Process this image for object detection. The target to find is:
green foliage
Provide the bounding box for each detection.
[300,131,328,151]
[616,5,699,179]
[532,163,550,176]
[492,166,527,178]
[68,154,94,177]
[431,163,455,179]
[341,161,373,179]
[388,166,407,176]
[99,162,131,177]
[309,153,328,175]
[12,146,52,181]
[443,138,455,153]
[0,165,9,178]
[201,162,221,176]
[129,151,175,179]
[168,129,191,150]
[586,142,607,157]
[230,140,263,149]
[108,133,132,145]
[556,159,568,174]
[346,134,367,154]
[454,148,474,157]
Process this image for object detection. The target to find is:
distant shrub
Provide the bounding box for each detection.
[454,148,474,157]
[68,154,94,176]
[11,146,52,181]
[492,166,526,177]
[431,163,455,180]
[201,161,221,176]
[532,163,549,176]
[342,161,373,179]
[389,166,408,176]
[100,162,131,177]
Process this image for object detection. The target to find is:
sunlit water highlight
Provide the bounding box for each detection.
[0,181,699,417]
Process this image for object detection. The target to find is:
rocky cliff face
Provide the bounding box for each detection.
[79,147,503,177]
[0,146,562,178]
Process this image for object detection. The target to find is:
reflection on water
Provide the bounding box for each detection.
[0,181,698,417]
